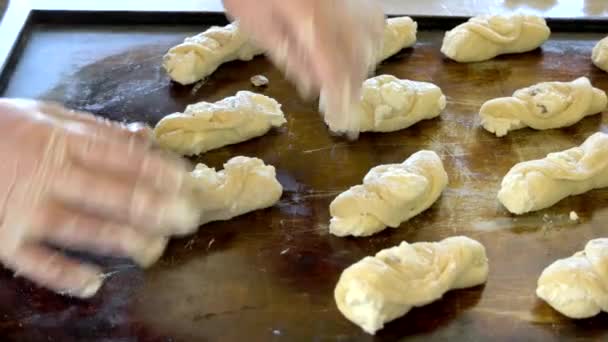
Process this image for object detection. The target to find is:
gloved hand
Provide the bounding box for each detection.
[223,0,385,137]
[0,99,200,298]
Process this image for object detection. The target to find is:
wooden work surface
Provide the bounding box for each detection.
[1,12,608,342]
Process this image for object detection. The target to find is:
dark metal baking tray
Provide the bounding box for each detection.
[1,2,608,341]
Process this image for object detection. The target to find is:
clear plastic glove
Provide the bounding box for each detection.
[223,0,385,138]
[0,99,200,298]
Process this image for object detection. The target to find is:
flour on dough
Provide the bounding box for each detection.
[537,238,608,319]
[378,17,418,63]
[154,91,286,156]
[323,75,446,133]
[319,17,417,137]
[441,14,550,63]
[335,236,488,334]
[498,132,608,214]
[592,36,608,72]
[330,150,448,237]
[359,75,445,132]
[189,156,282,225]
[480,77,607,137]
[163,22,263,85]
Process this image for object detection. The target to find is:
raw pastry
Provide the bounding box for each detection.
[480,77,607,137]
[441,14,550,63]
[356,75,445,133]
[329,150,448,237]
[154,91,286,156]
[163,22,263,85]
[592,36,608,72]
[537,238,608,319]
[335,236,489,334]
[320,17,418,136]
[189,156,283,225]
[378,16,418,63]
[498,132,608,215]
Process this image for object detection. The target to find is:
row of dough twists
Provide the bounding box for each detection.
[165,13,608,85]
[334,234,608,335]
[153,75,446,156]
[163,17,417,86]
[156,12,608,335]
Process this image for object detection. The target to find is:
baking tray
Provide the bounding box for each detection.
[1,2,608,341]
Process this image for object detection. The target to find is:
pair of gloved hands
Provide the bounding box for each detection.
[0,0,385,297]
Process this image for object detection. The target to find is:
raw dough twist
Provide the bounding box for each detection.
[154,91,286,156]
[163,22,263,85]
[592,36,608,72]
[498,132,608,214]
[357,75,445,132]
[441,14,550,63]
[321,17,418,136]
[480,77,607,137]
[378,17,418,63]
[189,156,283,225]
[335,236,489,334]
[330,150,448,237]
[537,238,608,319]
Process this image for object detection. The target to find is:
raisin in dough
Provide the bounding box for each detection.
[355,75,446,133]
[378,17,417,63]
[189,156,282,225]
[163,22,263,85]
[498,132,608,215]
[329,150,448,237]
[480,77,607,137]
[154,91,286,156]
[592,36,608,72]
[335,236,488,334]
[537,238,608,319]
[441,14,550,63]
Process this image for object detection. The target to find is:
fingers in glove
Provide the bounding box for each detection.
[39,102,154,146]
[31,202,168,267]
[51,164,200,236]
[66,129,191,194]
[6,244,103,298]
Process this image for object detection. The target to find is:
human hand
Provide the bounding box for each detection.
[0,99,200,298]
[223,0,385,136]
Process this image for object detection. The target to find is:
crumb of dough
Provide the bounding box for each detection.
[569,211,579,221]
[251,75,269,87]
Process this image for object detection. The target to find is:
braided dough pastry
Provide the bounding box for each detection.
[378,16,418,63]
[498,132,608,214]
[441,14,550,63]
[537,238,608,319]
[163,22,263,85]
[335,236,488,334]
[480,77,607,137]
[154,91,286,156]
[592,36,608,72]
[330,150,448,237]
[321,17,418,136]
[190,156,282,225]
[356,75,445,132]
